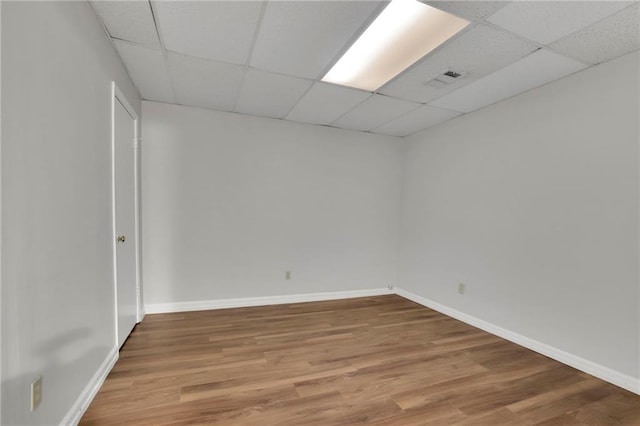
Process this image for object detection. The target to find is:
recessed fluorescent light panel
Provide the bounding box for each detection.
[322,0,469,92]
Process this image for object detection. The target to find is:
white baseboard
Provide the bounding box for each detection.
[145,288,393,314]
[60,346,119,426]
[64,286,638,426]
[395,287,640,395]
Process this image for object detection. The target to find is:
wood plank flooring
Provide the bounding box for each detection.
[80,295,640,425]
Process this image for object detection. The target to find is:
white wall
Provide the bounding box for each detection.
[142,101,402,306]
[2,5,637,424]
[401,51,640,382]
[1,2,140,424]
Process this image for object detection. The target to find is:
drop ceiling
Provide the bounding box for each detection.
[92,0,640,138]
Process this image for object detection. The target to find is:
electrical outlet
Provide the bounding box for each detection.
[285,271,291,280]
[31,376,42,411]
[458,283,465,295]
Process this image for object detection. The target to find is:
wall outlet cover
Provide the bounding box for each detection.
[31,376,42,411]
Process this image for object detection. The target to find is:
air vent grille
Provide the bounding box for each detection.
[425,70,464,89]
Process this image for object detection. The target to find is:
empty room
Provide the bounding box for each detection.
[1,0,640,424]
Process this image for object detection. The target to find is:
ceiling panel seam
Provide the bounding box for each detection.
[234,0,269,113]
[89,1,143,102]
[149,0,178,104]
[364,101,423,132]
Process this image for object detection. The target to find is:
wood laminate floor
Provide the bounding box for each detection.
[80,295,640,425]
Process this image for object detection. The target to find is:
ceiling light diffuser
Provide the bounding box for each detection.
[322,0,470,92]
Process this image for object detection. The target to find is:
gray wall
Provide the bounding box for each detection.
[400,51,640,381]
[1,2,140,424]
[142,101,403,306]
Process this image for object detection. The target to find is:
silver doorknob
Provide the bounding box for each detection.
[117,235,126,243]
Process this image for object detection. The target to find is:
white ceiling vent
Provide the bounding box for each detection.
[425,70,464,89]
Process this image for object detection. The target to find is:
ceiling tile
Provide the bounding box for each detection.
[551,3,640,65]
[379,24,538,103]
[332,95,421,132]
[235,69,313,119]
[250,1,382,79]
[431,49,589,113]
[91,1,160,48]
[154,1,263,65]
[372,105,461,137]
[168,53,246,112]
[424,1,507,22]
[487,1,632,45]
[286,82,372,125]
[113,40,174,104]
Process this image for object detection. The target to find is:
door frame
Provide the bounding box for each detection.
[111,82,142,348]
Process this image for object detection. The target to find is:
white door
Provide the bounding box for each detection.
[113,87,138,348]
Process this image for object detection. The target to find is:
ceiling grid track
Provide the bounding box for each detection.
[148,0,178,105]
[90,0,640,138]
[233,0,269,114]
